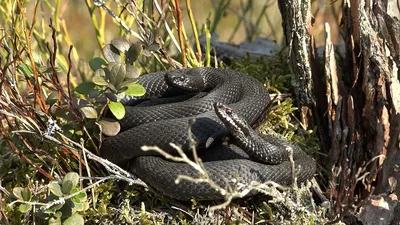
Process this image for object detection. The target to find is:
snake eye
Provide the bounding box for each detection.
[225,107,232,115]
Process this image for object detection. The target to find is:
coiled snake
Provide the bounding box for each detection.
[100,67,315,200]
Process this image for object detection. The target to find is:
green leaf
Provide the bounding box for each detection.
[142,49,151,57]
[17,64,33,77]
[59,200,73,218]
[123,83,146,97]
[18,203,32,213]
[21,188,32,201]
[147,43,161,52]
[82,202,89,211]
[63,172,80,188]
[103,44,121,63]
[108,101,125,120]
[62,180,73,195]
[75,82,95,95]
[98,203,107,214]
[99,118,120,136]
[46,92,59,106]
[63,213,84,225]
[13,187,32,201]
[89,57,107,72]
[79,106,98,119]
[41,67,63,74]
[111,38,131,53]
[88,89,101,99]
[75,98,98,119]
[109,63,126,88]
[107,82,117,92]
[48,216,62,225]
[92,69,108,86]
[126,43,142,64]
[13,187,25,200]
[45,198,65,212]
[50,182,63,197]
[117,86,128,93]
[73,202,84,212]
[125,65,141,79]
[55,211,63,218]
[72,191,87,203]
[32,51,43,65]
[104,92,118,102]
[73,202,89,212]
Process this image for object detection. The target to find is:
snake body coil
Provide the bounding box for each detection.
[100,67,315,200]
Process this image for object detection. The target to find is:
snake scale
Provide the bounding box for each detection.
[100,67,315,200]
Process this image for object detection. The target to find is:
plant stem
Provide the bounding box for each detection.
[204,19,211,67]
[173,0,186,67]
[186,0,201,62]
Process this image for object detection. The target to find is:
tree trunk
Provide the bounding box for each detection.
[278,0,400,215]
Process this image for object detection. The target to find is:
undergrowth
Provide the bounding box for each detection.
[0,0,340,224]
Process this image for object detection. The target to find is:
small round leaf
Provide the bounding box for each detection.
[99,118,120,136]
[48,216,62,225]
[111,38,131,53]
[72,191,87,203]
[123,83,146,97]
[126,43,142,64]
[50,182,63,197]
[109,63,126,88]
[79,106,98,119]
[126,65,141,79]
[18,204,32,213]
[21,188,32,201]
[92,69,108,86]
[59,201,73,218]
[73,202,85,211]
[75,82,95,95]
[104,92,118,102]
[63,172,80,188]
[62,180,73,195]
[103,44,121,63]
[13,187,24,200]
[13,187,31,201]
[89,57,107,72]
[63,213,84,225]
[75,98,98,118]
[107,82,118,92]
[108,101,125,120]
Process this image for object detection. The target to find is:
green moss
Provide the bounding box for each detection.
[230,50,292,93]
[230,53,320,155]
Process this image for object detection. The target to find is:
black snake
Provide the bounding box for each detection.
[100,67,315,200]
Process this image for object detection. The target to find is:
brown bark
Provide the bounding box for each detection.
[277,0,315,128]
[278,0,400,216]
[339,0,400,195]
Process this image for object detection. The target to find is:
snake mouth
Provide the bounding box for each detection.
[214,102,251,138]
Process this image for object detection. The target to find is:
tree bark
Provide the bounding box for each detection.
[278,0,400,215]
[335,0,400,195]
[277,0,315,128]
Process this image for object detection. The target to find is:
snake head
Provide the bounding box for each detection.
[165,70,205,93]
[214,102,251,142]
